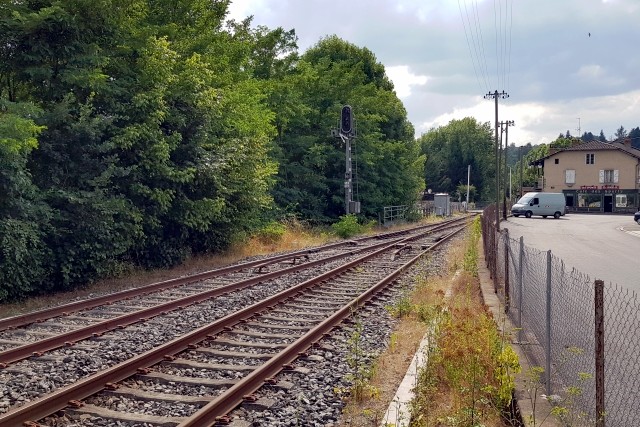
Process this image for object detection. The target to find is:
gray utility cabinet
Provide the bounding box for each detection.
[434,193,451,216]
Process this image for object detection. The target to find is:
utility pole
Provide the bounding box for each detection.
[500,120,515,220]
[485,90,509,231]
[519,146,523,200]
[466,164,471,212]
[509,167,512,200]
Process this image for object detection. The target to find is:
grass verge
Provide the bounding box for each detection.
[0,218,331,318]
[337,217,522,427]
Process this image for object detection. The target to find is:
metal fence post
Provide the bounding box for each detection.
[504,228,510,313]
[595,279,605,427]
[518,236,524,343]
[545,250,552,394]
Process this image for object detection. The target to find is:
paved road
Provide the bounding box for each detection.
[500,213,640,292]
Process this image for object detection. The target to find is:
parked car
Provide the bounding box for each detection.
[635,211,640,225]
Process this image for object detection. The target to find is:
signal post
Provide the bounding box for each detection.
[332,105,360,214]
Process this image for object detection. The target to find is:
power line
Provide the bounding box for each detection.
[507,0,513,93]
[459,0,514,93]
[459,0,487,93]
[494,0,500,87]
[471,0,491,91]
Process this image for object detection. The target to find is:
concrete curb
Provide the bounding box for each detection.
[478,237,562,427]
[380,334,431,427]
[378,236,562,427]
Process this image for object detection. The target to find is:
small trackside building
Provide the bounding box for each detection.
[530,139,640,214]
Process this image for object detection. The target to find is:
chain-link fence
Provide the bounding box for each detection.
[482,205,640,427]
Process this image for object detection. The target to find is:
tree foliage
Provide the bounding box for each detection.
[270,36,423,221]
[0,0,277,299]
[0,5,425,301]
[418,118,495,202]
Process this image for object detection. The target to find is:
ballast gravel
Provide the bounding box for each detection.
[0,236,457,426]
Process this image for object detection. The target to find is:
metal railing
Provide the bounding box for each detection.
[381,201,465,226]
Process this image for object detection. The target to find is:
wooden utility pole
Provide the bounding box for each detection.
[500,120,515,220]
[484,90,509,231]
[519,146,523,199]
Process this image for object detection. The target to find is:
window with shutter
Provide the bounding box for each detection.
[565,169,575,184]
[603,170,615,184]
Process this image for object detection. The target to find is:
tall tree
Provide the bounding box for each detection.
[418,118,494,202]
[581,131,595,142]
[615,125,627,140]
[1,0,143,288]
[272,36,423,221]
[599,129,607,142]
[628,127,640,149]
[0,0,279,298]
[0,101,50,300]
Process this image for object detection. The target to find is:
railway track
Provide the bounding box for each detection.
[0,216,471,426]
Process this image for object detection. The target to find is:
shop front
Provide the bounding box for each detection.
[564,186,639,214]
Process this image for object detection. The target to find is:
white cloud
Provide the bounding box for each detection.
[576,64,605,79]
[385,65,429,98]
[416,89,640,146]
[226,0,270,21]
[228,0,640,144]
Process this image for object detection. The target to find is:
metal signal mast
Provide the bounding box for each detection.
[332,105,360,214]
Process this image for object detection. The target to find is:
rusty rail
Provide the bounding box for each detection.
[0,221,468,427]
[0,237,402,366]
[178,226,466,426]
[0,216,469,332]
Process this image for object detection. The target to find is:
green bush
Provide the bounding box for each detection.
[256,221,287,243]
[0,219,50,301]
[331,214,362,239]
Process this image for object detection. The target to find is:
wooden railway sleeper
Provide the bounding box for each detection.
[253,253,310,273]
[68,399,83,408]
[391,243,413,260]
[214,415,232,425]
[289,254,310,265]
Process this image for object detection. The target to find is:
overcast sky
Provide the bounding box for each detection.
[227,0,640,146]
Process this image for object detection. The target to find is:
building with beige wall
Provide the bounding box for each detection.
[531,139,640,213]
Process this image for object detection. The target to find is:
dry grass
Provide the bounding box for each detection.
[337,219,515,427]
[0,221,332,319]
[410,271,509,427]
[337,237,466,426]
[410,227,516,427]
[0,217,442,319]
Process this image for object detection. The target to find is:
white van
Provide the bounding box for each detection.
[511,192,566,219]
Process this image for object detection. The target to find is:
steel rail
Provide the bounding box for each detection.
[0,252,317,331]
[178,226,467,426]
[0,217,471,366]
[0,217,468,332]
[1,225,461,427]
[0,236,406,366]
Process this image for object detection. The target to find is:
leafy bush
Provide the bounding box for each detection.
[0,219,50,302]
[331,214,363,238]
[256,221,287,244]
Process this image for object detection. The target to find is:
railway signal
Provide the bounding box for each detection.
[340,105,352,135]
[332,105,360,214]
